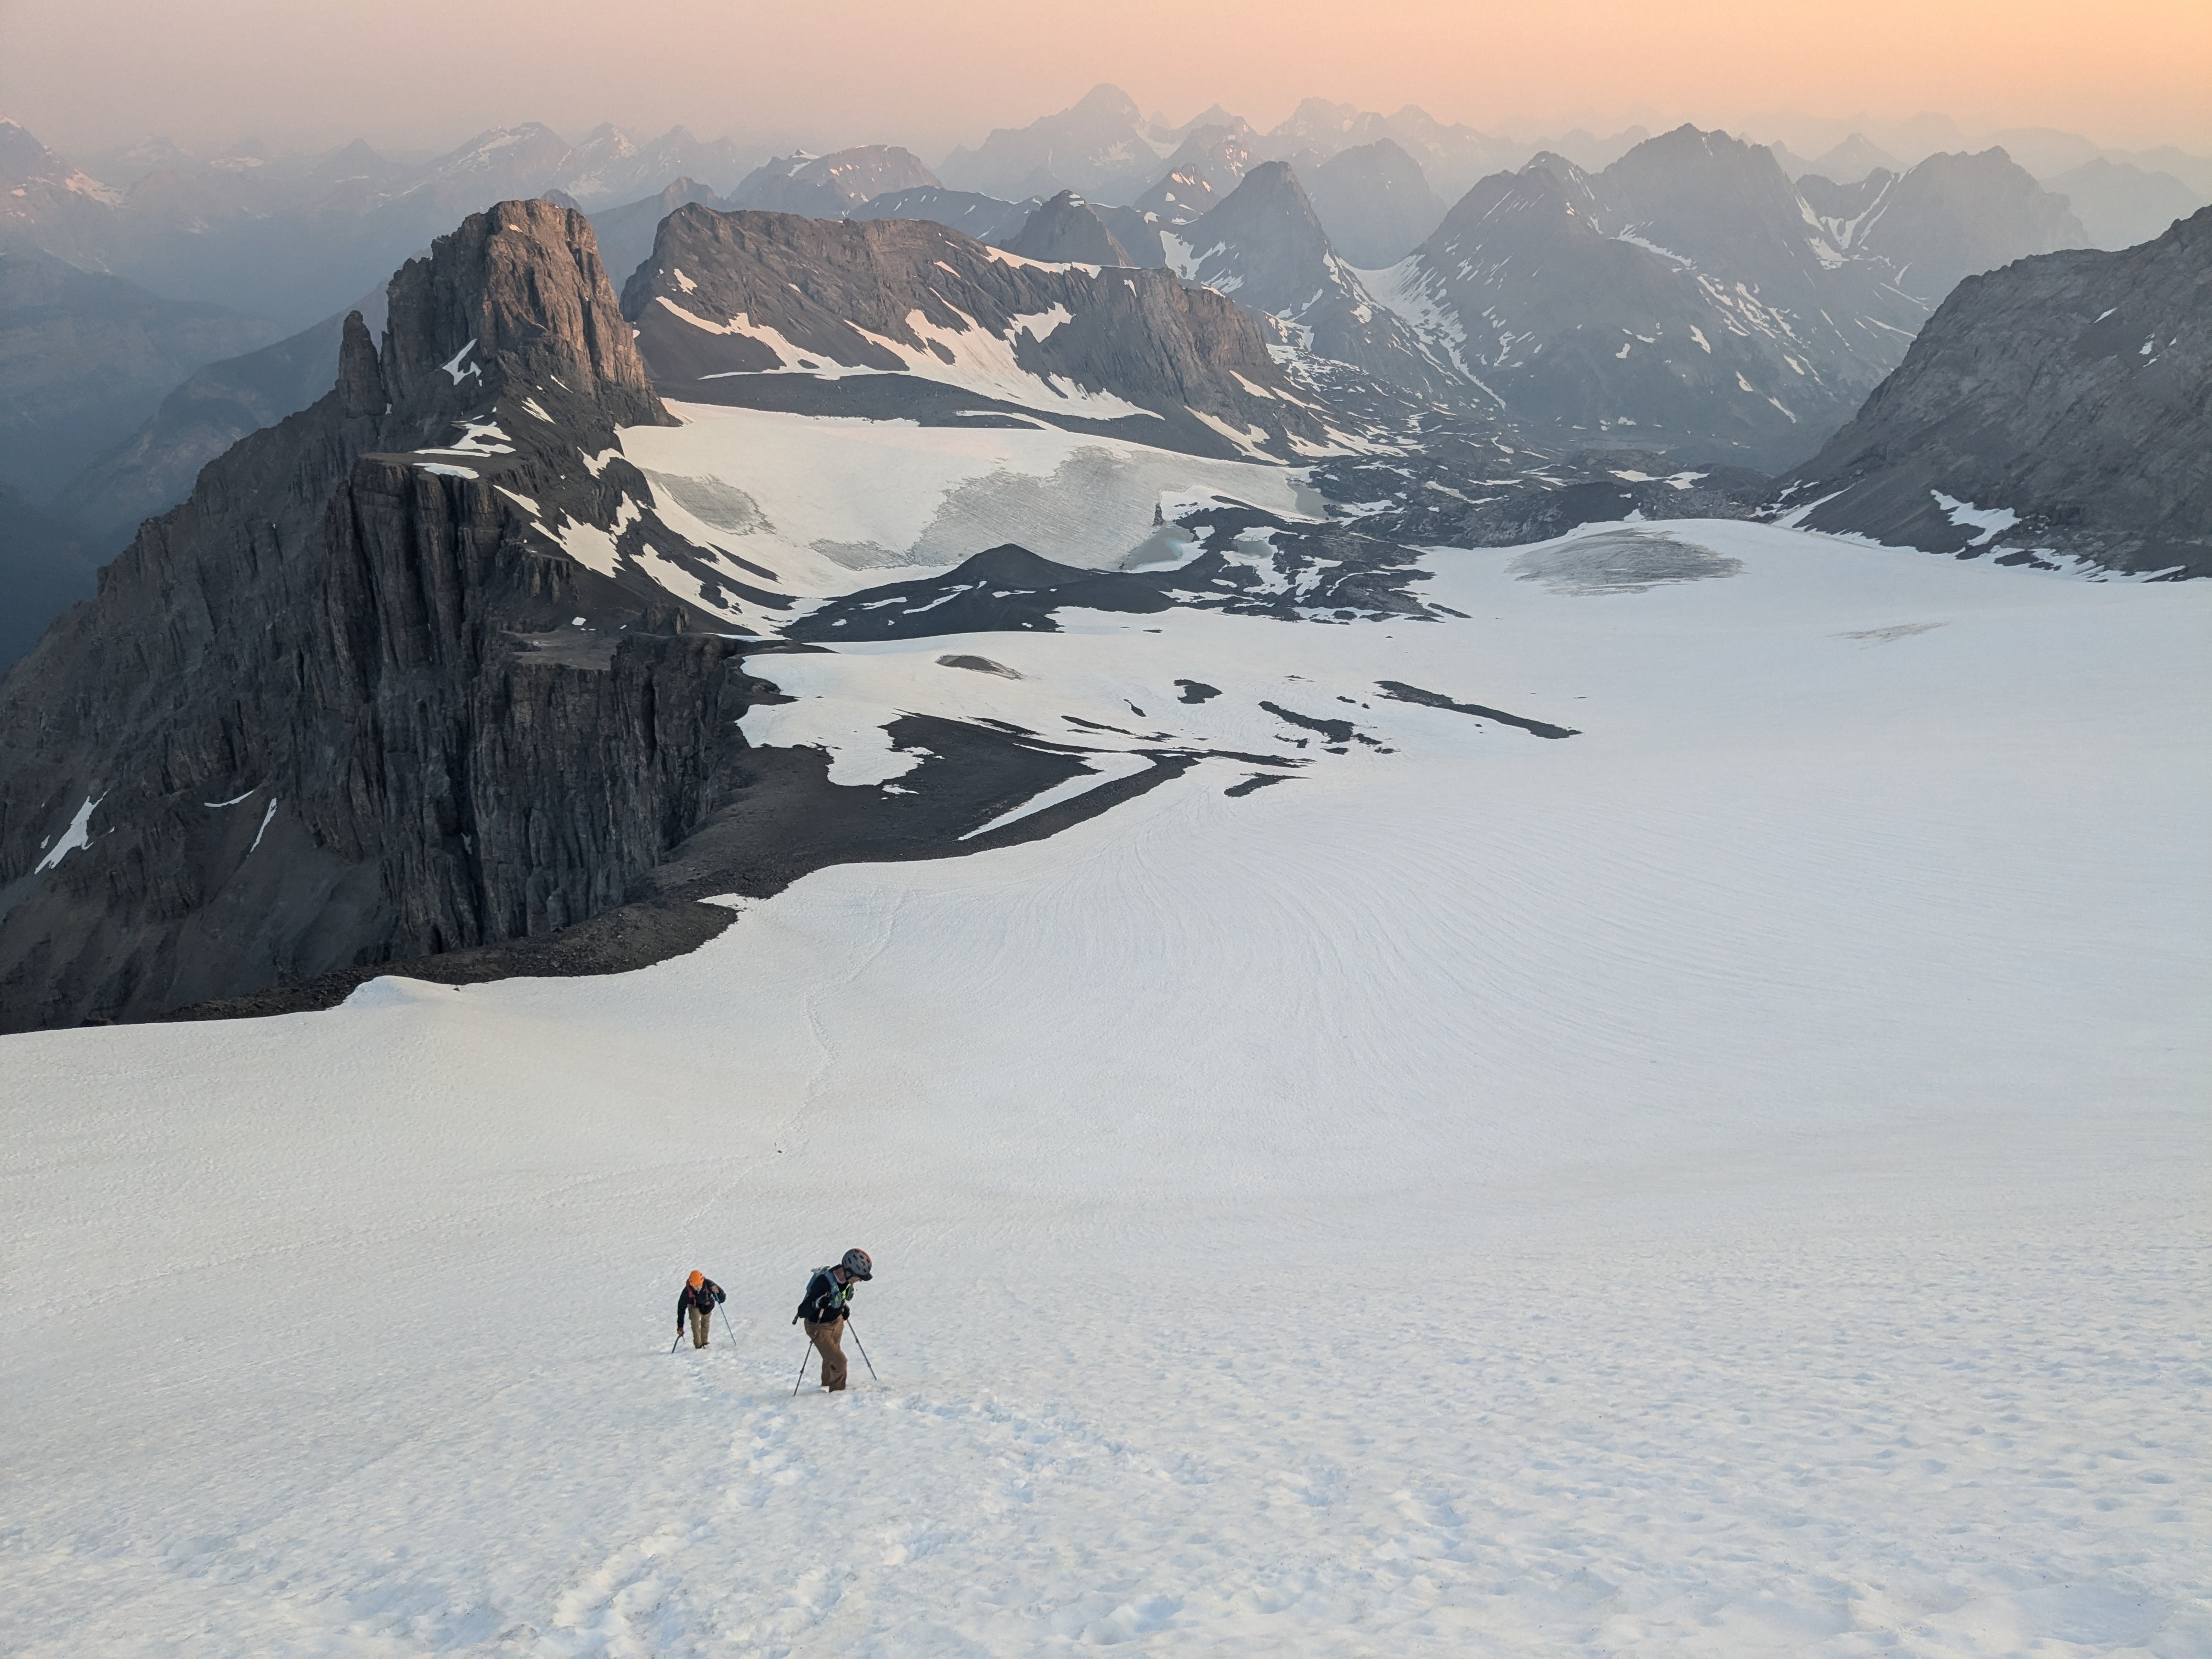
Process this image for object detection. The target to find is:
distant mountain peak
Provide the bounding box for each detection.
[1006,190,1128,266]
[1071,83,1142,121]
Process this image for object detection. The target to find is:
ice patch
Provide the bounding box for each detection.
[550,496,644,578]
[624,405,1314,595]
[737,696,923,787]
[1007,304,1073,342]
[1931,491,2021,547]
[665,297,1154,422]
[1508,529,1743,595]
[422,419,514,458]
[439,340,482,385]
[33,794,103,872]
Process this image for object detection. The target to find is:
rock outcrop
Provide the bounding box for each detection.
[1365,128,1931,464]
[1006,191,1130,266]
[0,200,763,1031]
[1356,127,2097,466]
[623,206,1341,459]
[1773,207,2211,577]
[1166,162,1455,401]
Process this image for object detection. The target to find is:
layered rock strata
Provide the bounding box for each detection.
[1775,207,2211,577]
[0,201,754,1030]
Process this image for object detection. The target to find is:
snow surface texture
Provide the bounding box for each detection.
[3,523,2207,1657]
[620,402,1319,602]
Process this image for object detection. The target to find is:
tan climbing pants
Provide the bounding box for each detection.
[690,1306,712,1348]
[805,1318,848,1390]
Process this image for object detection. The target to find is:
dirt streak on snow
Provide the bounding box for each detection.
[1,525,2206,1657]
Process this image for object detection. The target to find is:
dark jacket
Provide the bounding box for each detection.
[677,1278,725,1329]
[795,1268,853,1325]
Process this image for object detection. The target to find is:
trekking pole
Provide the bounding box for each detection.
[718,1304,735,1348]
[846,1318,879,1383]
[791,1340,812,1397]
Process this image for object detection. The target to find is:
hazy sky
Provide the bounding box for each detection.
[4,0,2207,159]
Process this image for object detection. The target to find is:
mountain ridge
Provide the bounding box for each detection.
[1773,206,2211,577]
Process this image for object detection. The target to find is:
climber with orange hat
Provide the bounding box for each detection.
[675,1269,727,1350]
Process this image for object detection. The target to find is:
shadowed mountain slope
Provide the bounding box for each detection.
[1774,207,2212,577]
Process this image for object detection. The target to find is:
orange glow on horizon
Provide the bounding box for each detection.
[3,0,2206,159]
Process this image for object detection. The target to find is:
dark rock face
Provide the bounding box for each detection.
[1305,139,1446,267]
[1168,162,1454,402]
[1375,129,1930,465]
[789,508,1447,641]
[623,206,1337,459]
[1006,191,1129,266]
[0,200,768,1032]
[1090,204,1167,269]
[1363,127,2096,467]
[1307,442,1770,548]
[1774,207,2212,578]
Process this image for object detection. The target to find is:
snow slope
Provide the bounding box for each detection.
[620,400,1322,600]
[2,523,2205,1656]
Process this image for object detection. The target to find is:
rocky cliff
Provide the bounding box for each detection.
[0,200,765,1031]
[1165,161,1453,402]
[1357,127,2093,467]
[623,206,1342,459]
[1773,207,2211,578]
[1005,190,1130,266]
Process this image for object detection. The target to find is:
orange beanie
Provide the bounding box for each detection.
[687,1270,704,1289]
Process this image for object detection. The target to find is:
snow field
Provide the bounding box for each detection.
[2,523,2206,1655]
[620,403,1320,598]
